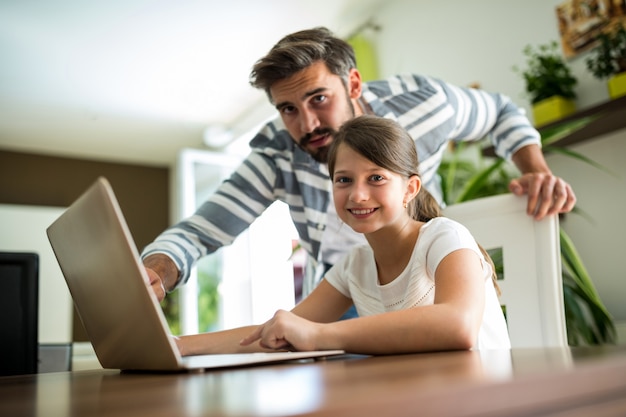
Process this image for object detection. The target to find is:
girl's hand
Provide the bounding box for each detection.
[240,310,322,351]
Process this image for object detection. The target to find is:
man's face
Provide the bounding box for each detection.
[269,61,362,163]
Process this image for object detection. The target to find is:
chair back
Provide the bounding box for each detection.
[443,194,567,347]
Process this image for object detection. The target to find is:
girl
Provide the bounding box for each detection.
[175,116,511,356]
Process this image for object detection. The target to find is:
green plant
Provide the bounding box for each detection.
[438,120,616,346]
[585,22,626,79]
[514,41,578,104]
[161,252,222,335]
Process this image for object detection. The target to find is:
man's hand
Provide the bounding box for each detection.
[142,254,180,302]
[509,172,576,220]
[509,144,576,220]
[145,267,166,302]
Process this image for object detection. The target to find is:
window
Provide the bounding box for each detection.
[167,148,297,335]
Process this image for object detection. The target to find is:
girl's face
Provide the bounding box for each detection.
[332,143,419,235]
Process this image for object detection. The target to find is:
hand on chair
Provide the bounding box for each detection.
[509,173,576,220]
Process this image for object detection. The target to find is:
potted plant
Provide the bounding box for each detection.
[514,41,578,127]
[585,22,626,99]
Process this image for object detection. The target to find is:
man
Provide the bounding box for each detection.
[143,27,575,302]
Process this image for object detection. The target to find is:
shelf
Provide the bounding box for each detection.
[483,95,626,156]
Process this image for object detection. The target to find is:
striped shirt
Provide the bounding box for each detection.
[141,74,540,290]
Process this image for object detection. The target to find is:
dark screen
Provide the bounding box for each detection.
[0,252,39,376]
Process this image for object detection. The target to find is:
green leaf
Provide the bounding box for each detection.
[560,230,611,318]
[560,229,616,344]
[543,146,617,176]
[540,116,598,146]
[456,159,507,203]
[562,280,594,345]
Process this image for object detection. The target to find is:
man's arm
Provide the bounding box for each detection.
[140,124,291,299]
[434,79,576,220]
[509,144,576,220]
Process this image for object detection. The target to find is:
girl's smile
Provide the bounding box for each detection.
[348,207,378,218]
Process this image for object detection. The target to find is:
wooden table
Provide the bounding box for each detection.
[1,346,626,417]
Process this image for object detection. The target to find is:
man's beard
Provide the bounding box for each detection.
[299,127,336,163]
[299,92,356,163]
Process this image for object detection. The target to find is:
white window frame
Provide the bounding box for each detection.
[175,148,296,334]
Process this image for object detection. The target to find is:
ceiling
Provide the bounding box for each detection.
[0,0,385,166]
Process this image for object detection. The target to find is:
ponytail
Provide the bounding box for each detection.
[408,187,441,222]
[410,189,500,295]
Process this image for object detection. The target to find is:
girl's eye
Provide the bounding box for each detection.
[335,176,351,184]
[370,175,385,182]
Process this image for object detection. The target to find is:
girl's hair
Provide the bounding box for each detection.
[249,27,356,99]
[328,115,442,222]
[328,115,500,294]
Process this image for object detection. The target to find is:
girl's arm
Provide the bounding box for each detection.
[175,326,262,356]
[240,279,353,351]
[290,278,354,323]
[175,277,352,355]
[242,248,486,354]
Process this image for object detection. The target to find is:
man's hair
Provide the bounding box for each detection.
[249,27,356,100]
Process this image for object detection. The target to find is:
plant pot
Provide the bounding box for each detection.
[532,96,576,128]
[607,72,626,99]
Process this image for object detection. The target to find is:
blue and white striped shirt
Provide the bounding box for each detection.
[141,74,540,289]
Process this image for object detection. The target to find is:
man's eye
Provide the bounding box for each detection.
[313,95,326,104]
[280,105,296,115]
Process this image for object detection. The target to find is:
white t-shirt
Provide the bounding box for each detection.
[324,217,511,350]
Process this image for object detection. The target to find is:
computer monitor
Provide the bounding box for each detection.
[0,252,39,376]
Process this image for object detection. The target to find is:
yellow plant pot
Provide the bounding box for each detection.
[532,96,576,128]
[608,72,626,99]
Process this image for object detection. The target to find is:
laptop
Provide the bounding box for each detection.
[47,177,344,372]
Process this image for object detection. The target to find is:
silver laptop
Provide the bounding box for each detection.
[46,177,344,371]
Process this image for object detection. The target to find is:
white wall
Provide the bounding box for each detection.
[373,0,608,114]
[371,0,626,322]
[0,205,73,344]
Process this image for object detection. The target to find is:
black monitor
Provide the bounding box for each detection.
[0,252,39,376]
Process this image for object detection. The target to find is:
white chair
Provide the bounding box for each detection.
[443,193,568,348]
